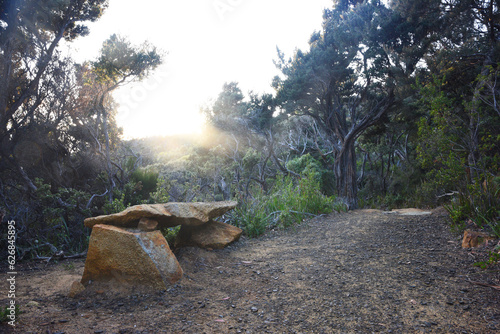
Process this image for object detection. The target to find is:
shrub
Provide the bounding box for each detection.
[233,199,268,238]
[150,177,170,203]
[232,172,335,237]
[0,304,21,324]
[8,178,92,258]
[130,168,159,201]
[161,226,181,248]
[286,154,335,195]
[102,193,127,214]
[444,176,500,236]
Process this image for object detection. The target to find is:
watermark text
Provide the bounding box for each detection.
[6,220,17,326]
[213,0,244,20]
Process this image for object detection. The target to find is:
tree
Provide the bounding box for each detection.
[414,0,500,218]
[89,34,162,200]
[274,1,396,208]
[0,1,164,258]
[204,82,248,132]
[203,82,295,199]
[0,0,108,191]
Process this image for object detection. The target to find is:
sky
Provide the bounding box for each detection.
[69,0,333,139]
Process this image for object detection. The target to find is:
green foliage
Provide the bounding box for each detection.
[0,304,21,324]
[129,168,159,202]
[102,193,127,215]
[34,179,91,221]
[161,226,181,248]
[18,178,92,257]
[333,202,349,213]
[416,76,466,202]
[233,199,268,238]
[286,154,335,195]
[93,34,162,84]
[444,177,500,236]
[232,172,335,236]
[433,173,500,239]
[150,177,170,203]
[474,252,500,270]
[242,149,261,170]
[266,173,334,228]
[416,67,500,235]
[100,168,160,211]
[443,199,469,235]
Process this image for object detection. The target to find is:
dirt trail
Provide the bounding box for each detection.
[1,209,500,333]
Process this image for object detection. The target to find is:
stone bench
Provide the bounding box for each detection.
[74,201,241,294]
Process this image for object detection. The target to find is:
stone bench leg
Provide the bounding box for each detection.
[81,224,183,290]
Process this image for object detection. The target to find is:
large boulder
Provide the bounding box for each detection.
[81,224,182,290]
[175,220,243,250]
[84,201,238,229]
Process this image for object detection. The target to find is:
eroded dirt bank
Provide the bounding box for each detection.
[1,209,499,333]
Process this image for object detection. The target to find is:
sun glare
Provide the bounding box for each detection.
[117,106,205,140]
[112,64,208,139]
[70,0,332,139]
[114,95,206,140]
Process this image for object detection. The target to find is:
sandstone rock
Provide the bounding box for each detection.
[68,280,85,298]
[462,229,497,248]
[138,217,158,231]
[387,208,432,216]
[175,220,243,250]
[84,201,238,229]
[81,224,182,290]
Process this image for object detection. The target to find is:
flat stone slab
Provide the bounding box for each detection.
[81,225,183,290]
[84,201,238,229]
[384,208,432,216]
[175,220,243,249]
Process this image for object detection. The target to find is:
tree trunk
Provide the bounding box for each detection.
[99,96,115,202]
[334,140,358,209]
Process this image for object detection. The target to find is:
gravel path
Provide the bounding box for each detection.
[2,209,499,333]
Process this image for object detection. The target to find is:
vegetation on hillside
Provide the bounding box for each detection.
[1,0,498,259]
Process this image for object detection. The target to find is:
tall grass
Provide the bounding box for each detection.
[232,173,340,237]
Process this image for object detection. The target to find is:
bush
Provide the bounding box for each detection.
[0,304,21,324]
[232,172,335,237]
[150,177,170,203]
[444,176,500,237]
[130,168,159,201]
[233,199,268,238]
[161,226,181,248]
[286,154,335,195]
[0,178,92,261]
[102,193,127,214]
